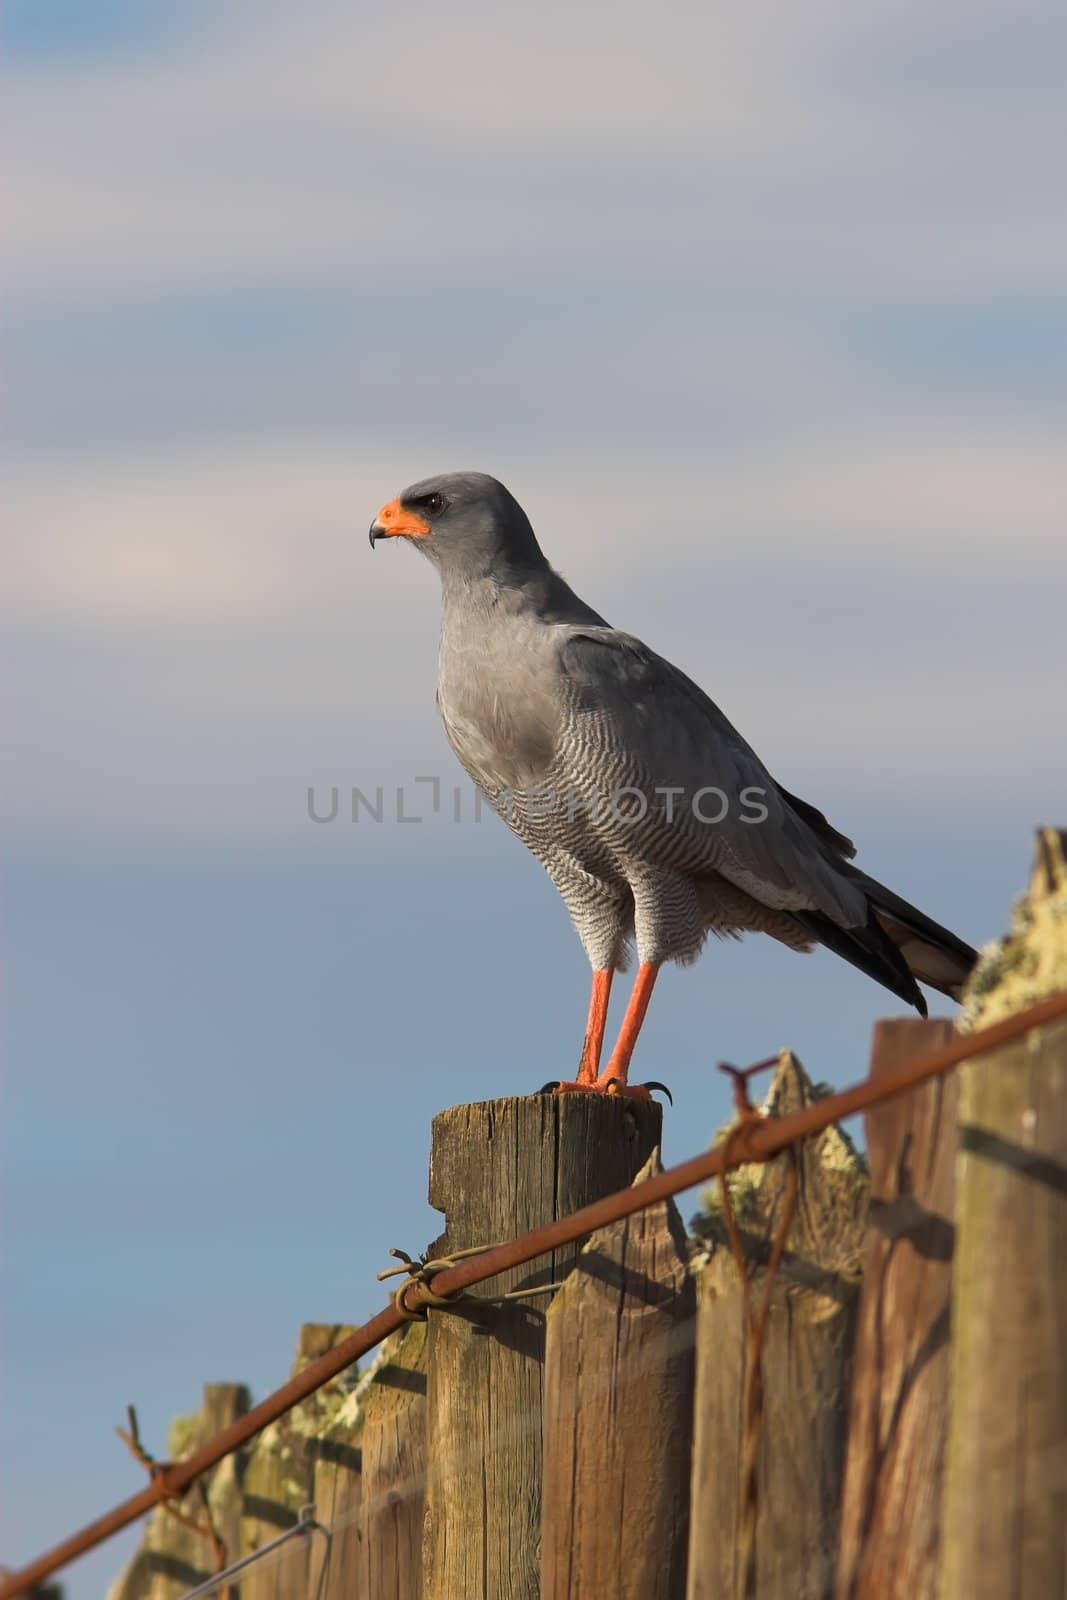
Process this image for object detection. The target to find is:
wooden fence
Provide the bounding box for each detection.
[104,829,1067,1600]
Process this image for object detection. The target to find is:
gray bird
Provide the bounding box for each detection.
[369,472,976,1097]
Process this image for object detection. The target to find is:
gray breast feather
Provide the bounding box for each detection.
[556,629,867,925]
[437,659,559,795]
[440,696,554,794]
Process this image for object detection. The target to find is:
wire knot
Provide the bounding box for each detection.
[377,1243,505,1320]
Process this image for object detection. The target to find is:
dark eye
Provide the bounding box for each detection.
[425,492,444,515]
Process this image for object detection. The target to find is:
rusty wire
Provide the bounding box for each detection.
[716,1061,800,1600]
[2,986,1066,1600]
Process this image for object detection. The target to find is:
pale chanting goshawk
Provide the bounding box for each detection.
[369,472,976,1098]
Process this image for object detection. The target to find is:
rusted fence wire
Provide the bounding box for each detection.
[3,987,1066,1600]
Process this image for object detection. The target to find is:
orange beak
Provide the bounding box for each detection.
[368,498,431,547]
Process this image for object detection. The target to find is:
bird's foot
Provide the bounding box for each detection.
[537,1076,672,1104]
[548,1075,648,1099]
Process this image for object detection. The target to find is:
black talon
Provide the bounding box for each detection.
[537,1079,561,1094]
[642,1080,674,1104]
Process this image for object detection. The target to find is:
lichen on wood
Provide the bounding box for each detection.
[957,827,1067,1033]
[690,1049,869,1286]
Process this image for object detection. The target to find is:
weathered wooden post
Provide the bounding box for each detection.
[357,1321,428,1600]
[834,1018,957,1600]
[307,1373,364,1600]
[541,1148,696,1600]
[239,1324,358,1600]
[422,1093,661,1600]
[941,829,1067,1600]
[686,1052,868,1600]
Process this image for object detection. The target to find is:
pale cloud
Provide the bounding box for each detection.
[7,415,1062,626]
[2,0,1065,296]
[5,443,364,624]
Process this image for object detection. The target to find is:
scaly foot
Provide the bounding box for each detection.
[537,1076,672,1103]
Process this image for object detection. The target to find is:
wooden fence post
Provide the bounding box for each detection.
[422,1093,662,1600]
[239,1324,357,1600]
[541,1147,695,1600]
[357,1321,428,1600]
[834,1018,957,1600]
[307,1380,365,1600]
[686,1052,868,1600]
[941,829,1067,1600]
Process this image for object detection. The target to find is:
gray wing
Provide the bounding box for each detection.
[557,628,867,928]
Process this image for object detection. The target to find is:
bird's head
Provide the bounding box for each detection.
[368,471,546,580]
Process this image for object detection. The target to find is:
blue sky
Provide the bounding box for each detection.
[1,0,223,65]
[2,2,1065,1595]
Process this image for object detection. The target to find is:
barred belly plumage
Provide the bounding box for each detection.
[473,699,759,971]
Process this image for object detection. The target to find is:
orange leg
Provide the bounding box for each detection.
[554,961,661,1099]
[576,967,613,1085]
[597,961,660,1089]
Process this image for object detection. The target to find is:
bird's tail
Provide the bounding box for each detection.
[857,871,978,1001]
[794,871,977,1017]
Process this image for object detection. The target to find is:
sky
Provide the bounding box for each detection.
[1,1,1065,1594]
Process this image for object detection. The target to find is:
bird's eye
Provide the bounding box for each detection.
[425,492,444,515]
